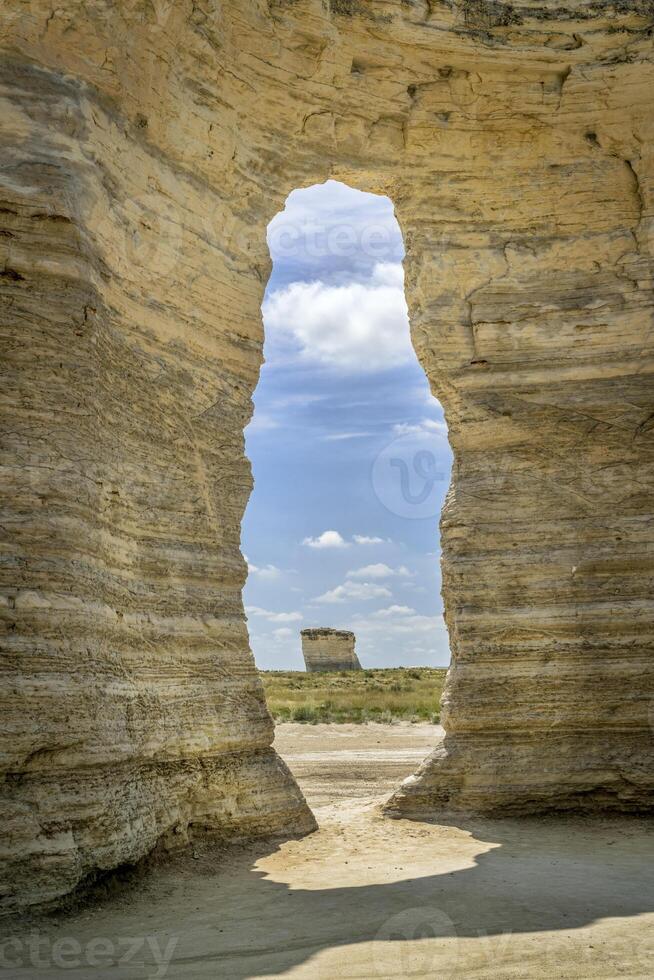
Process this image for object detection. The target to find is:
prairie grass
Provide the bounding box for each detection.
[260,667,447,724]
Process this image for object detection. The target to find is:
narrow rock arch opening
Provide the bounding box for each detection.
[242,180,452,808]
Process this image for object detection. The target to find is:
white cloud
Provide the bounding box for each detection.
[271,392,327,409]
[372,605,416,618]
[267,180,403,272]
[302,530,350,549]
[263,262,412,372]
[245,412,280,434]
[246,559,282,581]
[246,606,303,623]
[357,613,447,635]
[346,563,411,580]
[392,418,448,437]
[323,431,373,442]
[315,581,392,604]
[272,627,293,639]
[302,531,393,548]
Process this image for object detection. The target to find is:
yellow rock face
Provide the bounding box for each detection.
[301,629,362,672]
[1,0,653,911]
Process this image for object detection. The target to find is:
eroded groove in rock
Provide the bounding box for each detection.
[1,0,653,911]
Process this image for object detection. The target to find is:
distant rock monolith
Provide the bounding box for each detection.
[301,629,362,673]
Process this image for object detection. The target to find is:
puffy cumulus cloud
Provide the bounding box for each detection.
[302,530,350,549]
[315,581,392,604]
[347,563,411,580]
[303,531,392,549]
[272,627,293,639]
[372,605,416,618]
[246,606,303,623]
[263,263,412,372]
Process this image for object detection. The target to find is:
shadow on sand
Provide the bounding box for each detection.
[16,812,653,977]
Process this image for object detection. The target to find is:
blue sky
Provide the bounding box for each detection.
[242,181,453,670]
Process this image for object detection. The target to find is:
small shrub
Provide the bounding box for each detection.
[292,705,317,723]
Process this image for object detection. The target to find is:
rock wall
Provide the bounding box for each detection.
[1,0,653,910]
[301,629,362,672]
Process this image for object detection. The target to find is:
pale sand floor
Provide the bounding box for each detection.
[5,723,654,979]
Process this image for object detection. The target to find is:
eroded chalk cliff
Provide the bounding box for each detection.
[301,629,362,672]
[1,0,653,911]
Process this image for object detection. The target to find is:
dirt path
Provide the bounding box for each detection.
[274,721,444,811]
[5,723,654,979]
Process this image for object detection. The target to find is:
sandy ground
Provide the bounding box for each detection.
[4,722,654,979]
[274,721,444,811]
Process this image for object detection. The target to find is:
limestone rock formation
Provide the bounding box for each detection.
[301,629,362,672]
[1,0,653,911]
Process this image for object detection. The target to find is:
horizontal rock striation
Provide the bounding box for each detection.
[301,629,362,672]
[0,24,318,914]
[1,0,653,909]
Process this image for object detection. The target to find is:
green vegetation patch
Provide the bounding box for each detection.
[260,666,447,724]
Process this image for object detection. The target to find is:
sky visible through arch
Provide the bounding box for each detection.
[242,181,453,670]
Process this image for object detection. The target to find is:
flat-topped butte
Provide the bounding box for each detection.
[301,628,362,673]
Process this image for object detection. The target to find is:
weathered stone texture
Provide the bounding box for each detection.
[1,0,653,910]
[301,629,362,672]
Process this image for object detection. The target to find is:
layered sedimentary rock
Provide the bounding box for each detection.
[301,629,362,672]
[1,0,653,910]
